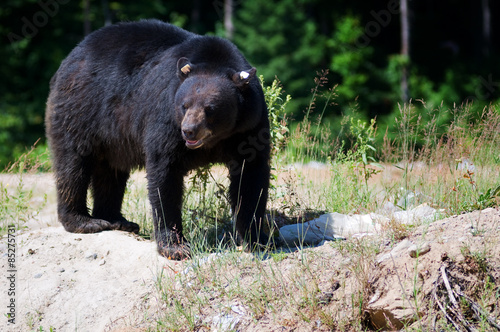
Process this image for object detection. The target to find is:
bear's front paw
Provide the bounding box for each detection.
[158,242,191,260]
[114,219,140,234]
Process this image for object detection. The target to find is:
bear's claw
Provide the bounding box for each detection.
[158,242,191,260]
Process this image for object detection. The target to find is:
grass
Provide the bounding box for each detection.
[0,142,48,235]
[0,75,499,330]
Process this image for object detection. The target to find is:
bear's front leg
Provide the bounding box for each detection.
[228,152,270,250]
[147,167,191,260]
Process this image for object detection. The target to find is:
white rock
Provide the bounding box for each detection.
[231,305,246,316]
[379,201,401,214]
[211,313,240,332]
[279,204,438,247]
[392,204,437,224]
[279,212,379,246]
[377,239,413,263]
[457,158,475,172]
[181,253,224,276]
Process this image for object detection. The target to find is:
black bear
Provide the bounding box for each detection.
[45,20,270,260]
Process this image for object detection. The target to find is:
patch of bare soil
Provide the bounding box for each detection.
[1,227,175,331]
[1,173,499,331]
[368,207,500,330]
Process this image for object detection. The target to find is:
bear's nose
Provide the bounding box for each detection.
[181,123,198,140]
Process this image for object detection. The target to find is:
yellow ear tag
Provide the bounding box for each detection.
[181,64,191,75]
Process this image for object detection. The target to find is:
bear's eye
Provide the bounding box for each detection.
[182,103,189,112]
[204,106,214,115]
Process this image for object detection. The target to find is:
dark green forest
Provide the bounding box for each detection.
[1,0,499,167]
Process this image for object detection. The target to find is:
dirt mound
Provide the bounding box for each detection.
[0,226,182,331]
[367,208,500,330]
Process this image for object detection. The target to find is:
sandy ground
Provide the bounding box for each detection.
[1,172,499,331]
[1,228,172,331]
[0,173,185,331]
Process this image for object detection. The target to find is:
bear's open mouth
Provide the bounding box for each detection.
[185,139,204,149]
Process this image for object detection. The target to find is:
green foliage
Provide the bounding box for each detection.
[476,185,500,209]
[0,177,34,233]
[285,71,339,164]
[182,166,233,250]
[234,0,326,112]
[260,75,291,158]
[327,15,384,116]
[0,142,49,234]
[326,117,382,213]
[2,0,500,168]
[347,117,383,187]
[452,164,500,213]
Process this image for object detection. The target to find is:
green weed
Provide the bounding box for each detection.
[0,143,48,235]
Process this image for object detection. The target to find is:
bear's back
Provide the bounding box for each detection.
[76,20,195,75]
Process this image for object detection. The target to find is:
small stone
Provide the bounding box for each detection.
[368,290,382,304]
[231,305,246,316]
[377,239,412,263]
[34,273,43,279]
[59,268,65,273]
[99,259,106,266]
[408,242,431,258]
[86,252,98,260]
[212,314,240,332]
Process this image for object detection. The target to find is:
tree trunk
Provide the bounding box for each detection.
[481,0,491,58]
[101,0,112,27]
[400,0,410,102]
[83,0,91,36]
[224,0,234,40]
[191,0,201,32]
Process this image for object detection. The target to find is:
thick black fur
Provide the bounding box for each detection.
[45,20,270,260]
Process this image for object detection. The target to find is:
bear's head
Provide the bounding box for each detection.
[174,57,256,149]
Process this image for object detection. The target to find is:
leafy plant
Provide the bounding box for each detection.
[260,75,291,158]
[348,117,383,188]
[476,185,500,209]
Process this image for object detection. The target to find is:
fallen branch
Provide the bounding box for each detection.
[455,289,500,331]
[440,266,459,308]
[440,266,477,332]
[432,285,465,332]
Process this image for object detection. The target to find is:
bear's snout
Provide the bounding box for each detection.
[181,123,198,140]
[181,109,209,149]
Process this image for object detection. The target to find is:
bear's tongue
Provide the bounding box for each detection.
[187,140,198,145]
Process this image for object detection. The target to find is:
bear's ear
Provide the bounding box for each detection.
[232,67,256,89]
[177,57,192,80]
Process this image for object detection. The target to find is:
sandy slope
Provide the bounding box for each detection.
[0,226,183,331]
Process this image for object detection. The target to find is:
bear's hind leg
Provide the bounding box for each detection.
[91,161,139,234]
[54,154,120,233]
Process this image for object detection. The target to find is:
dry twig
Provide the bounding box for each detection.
[433,264,500,332]
[455,289,500,331]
